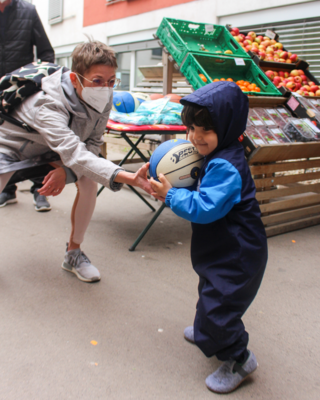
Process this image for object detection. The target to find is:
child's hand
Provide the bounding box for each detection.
[150,174,172,200]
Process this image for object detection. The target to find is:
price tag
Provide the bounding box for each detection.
[235,58,245,66]
[271,128,281,134]
[287,96,300,111]
[265,30,276,40]
[205,25,214,34]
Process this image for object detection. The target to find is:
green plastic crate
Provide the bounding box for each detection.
[156,18,250,66]
[180,53,282,97]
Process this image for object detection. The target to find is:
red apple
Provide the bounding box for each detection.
[248,31,256,40]
[259,51,266,58]
[279,71,285,78]
[266,47,274,54]
[231,27,240,35]
[239,34,245,39]
[288,77,295,82]
[280,51,288,59]
[297,70,304,76]
[302,85,310,91]
[310,85,319,93]
[286,59,292,64]
[295,83,302,90]
[265,70,275,80]
[279,58,286,63]
[290,54,298,62]
[308,81,315,86]
[284,72,289,78]
[294,76,302,84]
[243,40,252,46]
[273,76,281,85]
[296,90,305,95]
[255,38,261,44]
[263,36,271,40]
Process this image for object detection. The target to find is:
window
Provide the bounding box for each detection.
[48,0,63,25]
[55,55,72,69]
[238,17,320,81]
[135,48,163,87]
[116,52,131,91]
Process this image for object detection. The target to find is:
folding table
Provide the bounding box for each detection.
[98,119,187,251]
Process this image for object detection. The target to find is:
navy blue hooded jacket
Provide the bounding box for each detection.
[165,82,268,360]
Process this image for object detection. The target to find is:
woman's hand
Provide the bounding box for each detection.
[150,174,172,200]
[38,167,67,197]
[114,162,153,195]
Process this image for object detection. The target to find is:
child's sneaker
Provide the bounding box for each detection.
[205,350,258,394]
[184,326,195,344]
[62,245,100,282]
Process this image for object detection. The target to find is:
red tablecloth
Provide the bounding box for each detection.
[106,119,187,133]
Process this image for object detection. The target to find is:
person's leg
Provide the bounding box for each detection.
[0,173,16,207]
[30,177,51,212]
[61,176,100,282]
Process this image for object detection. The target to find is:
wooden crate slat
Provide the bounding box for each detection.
[256,182,320,201]
[250,159,320,174]
[265,215,320,237]
[248,96,286,107]
[262,204,320,225]
[254,171,320,188]
[248,142,320,164]
[260,193,320,213]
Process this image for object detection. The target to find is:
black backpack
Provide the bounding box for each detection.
[0,61,68,131]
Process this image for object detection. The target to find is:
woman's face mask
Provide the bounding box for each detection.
[76,74,112,113]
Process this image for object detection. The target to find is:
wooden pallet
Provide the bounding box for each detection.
[248,142,320,236]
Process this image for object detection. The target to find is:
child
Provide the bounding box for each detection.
[150,81,268,394]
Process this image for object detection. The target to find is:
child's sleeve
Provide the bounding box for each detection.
[165,158,242,224]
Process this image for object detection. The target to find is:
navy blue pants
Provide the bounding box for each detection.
[193,260,266,361]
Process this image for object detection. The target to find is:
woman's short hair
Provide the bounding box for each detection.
[181,103,216,131]
[71,40,117,75]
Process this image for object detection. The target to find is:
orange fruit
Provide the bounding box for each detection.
[213,78,220,82]
[243,81,250,87]
[220,78,226,81]
[239,86,247,91]
[199,74,207,83]
[227,78,233,82]
[247,84,255,91]
[254,87,261,92]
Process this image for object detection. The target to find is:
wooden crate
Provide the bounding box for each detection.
[248,142,320,237]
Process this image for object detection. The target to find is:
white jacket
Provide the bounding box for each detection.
[0,68,123,190]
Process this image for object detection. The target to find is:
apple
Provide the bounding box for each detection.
[284,72,289,78]
[297,70,304,76]
[302,85,310,91]
[255,38,261,44]
[310,85,319,93]
[265,70,275,80]
[262,40,271,47]
[270,40,277,45]
[290,69,299,76]
[280,51,288,59]
[243,40,252,46]
[274,42,283,50]
[266,47,274,54]
[274,57,280,62]
[273,76,281,85]
[231,27,240,35]
[309,92,315,97]
[286,59,292,63]
[279,58,286,63]
[251,47,259,53]
[294,76,302,84]
[239,34,245,39]
[308,81,315,86]
[287,52,292,57]
[316,90,320,96]
[279,71,285,78]
[296,90,304,95]
[245,35,252,41]
[248,31,256,40]
[302,81,308,85]
[245,45,252,51]
[295,83,301,90]
[263,36,270,40]
[304,92,310,96]
[259,51,266,58]
[288,77,295,82]
[290,54,298,62]
[286,82,296,90]
[233,36,240,42]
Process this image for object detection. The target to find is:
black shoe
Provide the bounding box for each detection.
[33,190,51,212]
[0,192,17,208]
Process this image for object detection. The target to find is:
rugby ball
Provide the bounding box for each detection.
[150,139,204,188]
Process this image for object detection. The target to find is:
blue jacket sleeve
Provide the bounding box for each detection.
[165,158,242,224]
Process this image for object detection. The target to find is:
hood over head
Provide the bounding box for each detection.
[181,81,248,156]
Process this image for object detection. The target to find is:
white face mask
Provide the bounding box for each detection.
[76,74,113,113]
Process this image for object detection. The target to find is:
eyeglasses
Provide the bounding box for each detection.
[77,73,121,89]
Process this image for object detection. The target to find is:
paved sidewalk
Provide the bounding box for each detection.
[0,180,319,400]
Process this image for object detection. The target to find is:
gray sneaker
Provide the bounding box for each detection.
[62,245,101,283]
[0,192,17,208]
[33,190,51,212]
[205,350,258,394]
[184,326,195,344]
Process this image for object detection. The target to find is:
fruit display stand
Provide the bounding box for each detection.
[248,142,320,236]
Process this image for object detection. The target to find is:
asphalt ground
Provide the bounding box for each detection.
[0,179,319,400]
